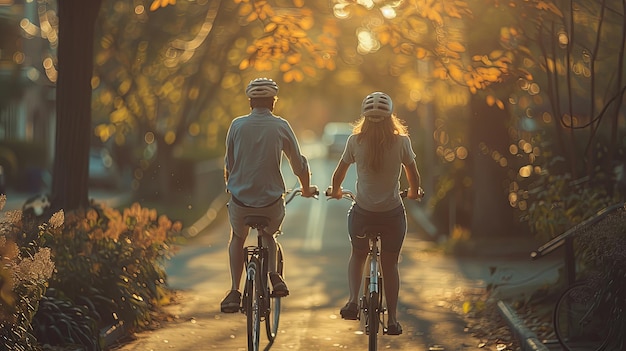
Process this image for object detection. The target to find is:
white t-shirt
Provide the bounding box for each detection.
[341,134,416,212]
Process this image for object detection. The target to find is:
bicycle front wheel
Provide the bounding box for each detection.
[245,258,262,351]
[265,243,284,341]
[367,291,379,351]
[554,282,610,351]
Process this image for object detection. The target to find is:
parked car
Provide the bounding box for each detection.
[322,122,353,158]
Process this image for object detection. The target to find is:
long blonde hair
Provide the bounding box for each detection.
[353,113,409,172]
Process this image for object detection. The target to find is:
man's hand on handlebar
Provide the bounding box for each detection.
[301,185,320,198]
[325,186,343,200]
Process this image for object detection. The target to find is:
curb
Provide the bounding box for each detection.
[497,300,550,351]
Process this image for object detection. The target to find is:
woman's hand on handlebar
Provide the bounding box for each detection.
[405,187,425,200]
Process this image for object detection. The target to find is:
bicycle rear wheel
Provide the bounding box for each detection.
[245,258,262,351]
[554,282,610,351]
[265,243,284,341]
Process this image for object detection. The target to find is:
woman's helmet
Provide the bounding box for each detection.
[246,78,279,98]
[361,92,393,118]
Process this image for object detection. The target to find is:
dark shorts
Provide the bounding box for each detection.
[348,203,407,253]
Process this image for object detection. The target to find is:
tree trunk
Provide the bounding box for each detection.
[469,98,522,237]
[50,0,103,213]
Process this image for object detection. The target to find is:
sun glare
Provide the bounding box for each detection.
[357,0,375,9]
[380,5,396,19]
[333,3,350,19]
[357,29,379,54]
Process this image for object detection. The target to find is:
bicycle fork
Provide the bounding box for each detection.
[364,241,385,333]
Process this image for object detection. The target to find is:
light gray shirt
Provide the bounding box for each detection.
[341,134,416,212]
[225,108,309,207]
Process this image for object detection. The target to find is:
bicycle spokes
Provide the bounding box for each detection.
[554,283,611,351]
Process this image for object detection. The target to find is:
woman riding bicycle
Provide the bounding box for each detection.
[328,92,423,336]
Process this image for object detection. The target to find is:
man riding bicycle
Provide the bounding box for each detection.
[221,77,317,313]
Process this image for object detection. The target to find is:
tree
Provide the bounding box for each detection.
[48,0,339,211]
[92,0,341,201]
[499,0,626,238]
[329,0,625,238]
[50,0,104,213]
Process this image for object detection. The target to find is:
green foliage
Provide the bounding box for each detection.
[31,291,101,351]
[0,195,184,350]
[524,173,613,242]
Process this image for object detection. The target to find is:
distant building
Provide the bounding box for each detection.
[0,0,56,190]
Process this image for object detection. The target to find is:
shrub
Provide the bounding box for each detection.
[39,202,184,341]
[0,194,56,351]
[575,205,626,349]
[1,195,184,350]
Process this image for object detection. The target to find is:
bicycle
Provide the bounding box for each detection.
[325,187,419,351]
[241,187,318,351]
[553,267,625,351]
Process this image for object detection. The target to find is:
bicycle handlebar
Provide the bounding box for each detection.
[324,188,356,201]
[285,186,320,204]
[324,187,423,201]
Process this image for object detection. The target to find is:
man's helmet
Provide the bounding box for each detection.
[246,78,279,98]
[361,92,393,118]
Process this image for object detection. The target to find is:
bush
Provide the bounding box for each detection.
[0,195,184,350]
[42,203,184,333]
[575,205,626,349]
[1,194,56,351]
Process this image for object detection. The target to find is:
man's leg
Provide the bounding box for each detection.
[263,234,278,274]
[229,231,245,291]
[221,203,248,313]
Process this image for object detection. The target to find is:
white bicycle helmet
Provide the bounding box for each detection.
[246,78,279,98]
[361,92,393,119]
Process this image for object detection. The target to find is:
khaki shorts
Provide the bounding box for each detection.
[227,197,285,239]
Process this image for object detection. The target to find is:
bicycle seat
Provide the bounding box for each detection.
[244,216,270,229]
[357,225,386,239]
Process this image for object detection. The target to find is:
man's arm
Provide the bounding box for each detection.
[295,165,316,198]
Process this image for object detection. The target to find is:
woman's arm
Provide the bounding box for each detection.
[330,160,350,199]
[404,161,422,200]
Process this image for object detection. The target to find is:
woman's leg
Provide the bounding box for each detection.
[346,205,369,304]
[347,246,368,304]
[380,207,406,327]
[380,251,400,325]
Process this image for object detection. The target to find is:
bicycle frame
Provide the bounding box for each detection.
[327,188,400,351]
[241,188,313,351]
[242,218,272,351]
[360,232,385,351]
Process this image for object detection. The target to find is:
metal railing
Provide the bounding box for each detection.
[530,202,625,286]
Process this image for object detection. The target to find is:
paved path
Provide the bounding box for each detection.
[111,212,561,351]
